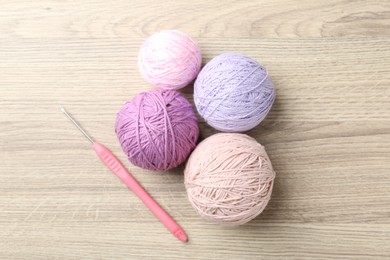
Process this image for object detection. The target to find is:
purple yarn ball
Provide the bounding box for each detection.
[115,90,199,172]
[194,53,276,132]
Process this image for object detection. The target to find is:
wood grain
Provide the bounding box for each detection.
[1,0,390,259]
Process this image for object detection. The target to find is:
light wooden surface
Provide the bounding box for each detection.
[1,0,390,259]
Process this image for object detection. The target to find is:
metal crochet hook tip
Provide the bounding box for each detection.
[60,106,95,144]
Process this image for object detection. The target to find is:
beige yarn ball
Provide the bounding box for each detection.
[184,133,275,225]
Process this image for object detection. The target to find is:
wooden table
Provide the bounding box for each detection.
[1,1,389,259]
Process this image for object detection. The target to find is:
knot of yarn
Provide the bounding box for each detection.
[194,53,276,132]
[184,133,275,225]
[115,90,199,171]
[138,30,202,90]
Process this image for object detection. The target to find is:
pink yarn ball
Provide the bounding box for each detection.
[138,30,202,90]
[115,90,199,172]
[184,133,275,225]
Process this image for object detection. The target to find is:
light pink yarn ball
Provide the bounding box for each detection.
[138,30,202,90]
[184,133,275,225]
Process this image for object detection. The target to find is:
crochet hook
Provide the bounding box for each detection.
[60,106,188,242]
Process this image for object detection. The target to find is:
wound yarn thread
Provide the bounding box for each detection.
[184,133,275,225]
[138,30,202,90]
[194,53,276,132]
[115,90,199,171]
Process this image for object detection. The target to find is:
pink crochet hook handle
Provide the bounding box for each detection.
[93,142,187,242]
[60,106,188,242]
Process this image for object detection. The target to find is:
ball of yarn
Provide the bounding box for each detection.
[184,133,275,225]
[194,53,276,132]
[138,30,202,90]
[115,90,199,171]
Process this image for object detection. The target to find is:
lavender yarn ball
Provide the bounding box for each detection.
[194,53,276,132]
[115,90,199,172]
